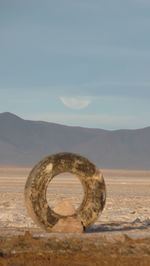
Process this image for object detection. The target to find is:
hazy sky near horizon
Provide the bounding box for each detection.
[0,0,150,129]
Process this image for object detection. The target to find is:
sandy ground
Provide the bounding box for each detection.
[0,167,150,265]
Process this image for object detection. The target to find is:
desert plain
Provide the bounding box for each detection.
[0,166,150,265]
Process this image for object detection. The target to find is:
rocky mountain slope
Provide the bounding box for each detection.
[0,112,149,169]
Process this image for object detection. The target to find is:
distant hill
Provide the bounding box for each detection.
[0,112,150,170]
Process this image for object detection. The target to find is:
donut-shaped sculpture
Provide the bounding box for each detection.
[24,152,106,231]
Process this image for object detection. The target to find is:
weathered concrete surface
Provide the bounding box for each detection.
[24,153,106,232]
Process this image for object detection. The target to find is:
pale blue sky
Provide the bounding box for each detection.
[0,0,150,129]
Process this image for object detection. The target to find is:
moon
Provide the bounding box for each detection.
[60,96,91,110]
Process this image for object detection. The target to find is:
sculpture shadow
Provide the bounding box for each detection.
[85,221,149,233]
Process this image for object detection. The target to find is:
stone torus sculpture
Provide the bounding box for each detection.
[24,152,106,233]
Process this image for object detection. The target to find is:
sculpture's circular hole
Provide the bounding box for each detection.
[46,172,84,216]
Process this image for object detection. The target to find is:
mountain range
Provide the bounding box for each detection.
[0,112,149,170]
